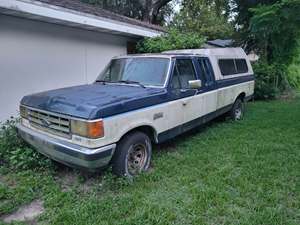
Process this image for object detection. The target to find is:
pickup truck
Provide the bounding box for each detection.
[17,48,254,177]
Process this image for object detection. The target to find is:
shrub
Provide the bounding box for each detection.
[287,63,300,89]
[253,61,289,100]
[136,28,206,53]
[286,39,300,90]
[0,118,54,171]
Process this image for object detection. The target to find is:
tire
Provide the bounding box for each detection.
[230,98,245,120]
[112,131,152,177]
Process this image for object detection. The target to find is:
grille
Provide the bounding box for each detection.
[27,108,71,139]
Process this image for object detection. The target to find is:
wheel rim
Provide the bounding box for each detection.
[234,102,243,120]
[127,143,148,176]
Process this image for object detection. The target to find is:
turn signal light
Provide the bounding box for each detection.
[71,120,104,139]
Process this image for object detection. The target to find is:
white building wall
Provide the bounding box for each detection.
[0,15,133,121]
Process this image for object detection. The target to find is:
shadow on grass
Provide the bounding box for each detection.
[154,114,228,153]
[47,114,230,189]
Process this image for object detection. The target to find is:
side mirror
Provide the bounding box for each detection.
[188,80,202,89]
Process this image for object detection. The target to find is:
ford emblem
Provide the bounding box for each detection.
[41,118,51,127]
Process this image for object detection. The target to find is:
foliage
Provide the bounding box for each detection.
[171,0,234,40]
[252,61,290,99]
[250,0,300,64]
[246,0,300,96]
[287,64,300,89]
[228,0,279,50]
[81,0,175,25]
[0,119,54,171]
[136,28,206,53]
[228,0,300,60]
[1,98,300,224]
[287,39,300,89]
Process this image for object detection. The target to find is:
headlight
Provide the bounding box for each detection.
[71,119,104,139]
[20,105,28,118]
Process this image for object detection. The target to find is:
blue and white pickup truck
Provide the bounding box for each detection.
[17,48,254,177]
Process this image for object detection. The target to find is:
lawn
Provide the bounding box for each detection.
[1,97,300,225]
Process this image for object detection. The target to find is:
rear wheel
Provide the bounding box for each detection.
[230,98,245,120]
[112,131,152,177]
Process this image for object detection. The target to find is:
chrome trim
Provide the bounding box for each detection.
[17,123,116,170]
[21,118,106,149]
[163,58,172,88]
[26,107,71,139]
[22,106,105,143]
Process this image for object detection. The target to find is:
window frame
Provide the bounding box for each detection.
[196,57,215,86]
[235,58,249,74]
[218,58,249,76]
[170,57,199,90]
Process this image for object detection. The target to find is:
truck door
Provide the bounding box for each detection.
[195,57,218,113]
[168,57,198,135]
[180,57,218,132]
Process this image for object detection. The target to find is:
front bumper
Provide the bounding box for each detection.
[17,124,116,170]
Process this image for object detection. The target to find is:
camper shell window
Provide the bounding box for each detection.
[218,58,248,76]
[235,59,248,73]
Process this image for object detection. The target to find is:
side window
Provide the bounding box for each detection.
[171,59,197,89]
[235,59,248,73]
[197,59,207,85]
[197,58,214,86]
[218,59,236,76]
[171,66,181,89]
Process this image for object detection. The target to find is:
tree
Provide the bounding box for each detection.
[136,28,206,53]
[250,0,300,64]
[81,0,175,24]
[234,0,300,97]
[170,0,234,40]
[142,0,174,23]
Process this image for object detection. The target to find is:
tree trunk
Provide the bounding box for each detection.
[141,0,172,23]
[142,0,154,23]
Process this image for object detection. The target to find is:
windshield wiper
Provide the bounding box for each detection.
[95,80,108,84]
[117,80,146,88]
[96,79,146,88]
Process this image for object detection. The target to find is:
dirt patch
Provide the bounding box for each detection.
[55,169,78,192]
[54,167,101,193]
[2,199,44,223]
[279,90,298,101]
[79,176,98,193]
[0,174,17,188]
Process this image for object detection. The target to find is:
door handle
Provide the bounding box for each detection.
[182,101,188,106]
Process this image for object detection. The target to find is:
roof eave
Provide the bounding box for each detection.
[0,0,163,38]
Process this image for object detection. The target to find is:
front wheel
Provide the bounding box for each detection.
[230,98,245,120]
[112,131,152,177]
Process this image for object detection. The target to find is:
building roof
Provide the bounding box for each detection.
[37,0,165,32]
[0,0,164,38]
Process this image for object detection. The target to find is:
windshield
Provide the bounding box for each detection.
[96,57,170,87]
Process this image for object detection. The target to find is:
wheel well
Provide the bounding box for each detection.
[237,92,246,102]
[120,126,157,143]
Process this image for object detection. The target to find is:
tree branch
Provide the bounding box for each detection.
[153,0,173,10]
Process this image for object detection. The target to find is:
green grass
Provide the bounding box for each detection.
[1,97,300,225]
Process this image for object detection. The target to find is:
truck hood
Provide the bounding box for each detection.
[21,84,168,119]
